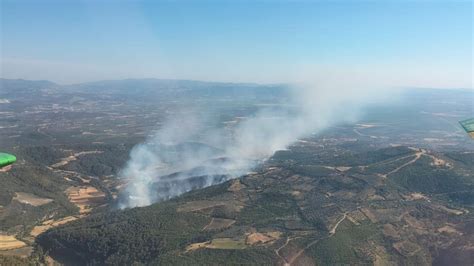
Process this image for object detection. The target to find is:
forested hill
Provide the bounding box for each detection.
[37,144,474,265]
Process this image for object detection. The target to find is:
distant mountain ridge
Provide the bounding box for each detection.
[0,78,58,89]
[1,78,290,102]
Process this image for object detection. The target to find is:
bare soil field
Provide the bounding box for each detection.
[246,231,281,245]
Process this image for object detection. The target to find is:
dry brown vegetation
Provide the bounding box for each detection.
[0,235,27,251]
[30,216,78,237]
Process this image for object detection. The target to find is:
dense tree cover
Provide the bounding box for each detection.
[390,156,473,195]
[237,192,299,227]
[327,146,414,166]
[155,248,278,265]
[20,143,133,177]
[60,144,133,177]
[21,146,67,166]
[449,192,474,205]
[37,202,210,265]
[272,146,414,167]
[445,152,474,170]
[446,152,474,165]
[307,221,380,265]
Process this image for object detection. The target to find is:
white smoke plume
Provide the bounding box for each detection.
[119,77,394,209]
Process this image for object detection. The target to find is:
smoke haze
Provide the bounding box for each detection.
[119,79,393,208]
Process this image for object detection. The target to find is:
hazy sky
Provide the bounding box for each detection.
[1,0,472,88]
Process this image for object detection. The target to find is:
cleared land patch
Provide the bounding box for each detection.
[402,192,429,201]
[393,241,422,257]
[66,186,106,214]
[0,235,27,250]
[13,192,53,206]
[207,238,247,249]
[28,184,107,241]
[186,238,247,252]
[246,231,281,245]
[437,225,462,235]
[228,179,245,192]
[185,242,210,252]
[30,216,78,237]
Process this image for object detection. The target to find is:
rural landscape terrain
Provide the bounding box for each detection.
[0,78,473,265]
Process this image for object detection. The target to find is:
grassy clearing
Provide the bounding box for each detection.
[208,238,246,249]
[186,237,247,251]
[203,218,235,231]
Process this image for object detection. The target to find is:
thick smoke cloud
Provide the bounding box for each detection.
[119,80,392,209]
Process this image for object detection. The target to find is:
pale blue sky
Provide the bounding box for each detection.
[1,0,472,87]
